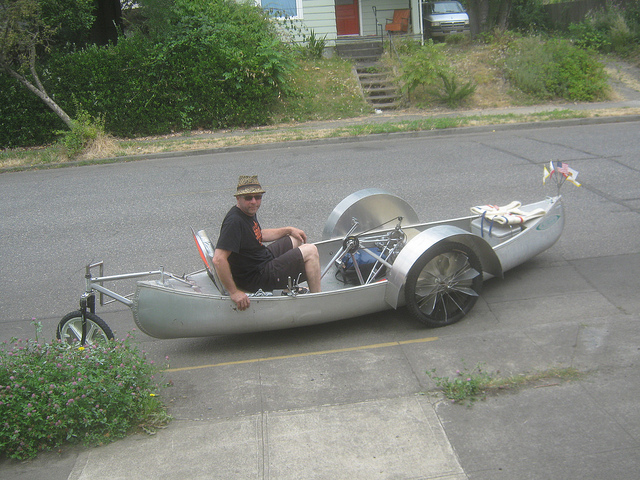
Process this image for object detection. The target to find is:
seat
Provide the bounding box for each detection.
[191,227,228,295]
[385,9,411,33]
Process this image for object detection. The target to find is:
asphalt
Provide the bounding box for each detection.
[3,88,640,479]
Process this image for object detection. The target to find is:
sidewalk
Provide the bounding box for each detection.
[5,253,637,480]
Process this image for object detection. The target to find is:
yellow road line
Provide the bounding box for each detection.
[164,336,438,373]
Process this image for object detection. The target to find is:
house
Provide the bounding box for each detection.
[257,0,424,45]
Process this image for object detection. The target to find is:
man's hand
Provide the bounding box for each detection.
[262,226,308,244]
[288,227,307,244]
[213,248,250,311]
[231,291,250,311]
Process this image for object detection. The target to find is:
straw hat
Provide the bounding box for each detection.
[234,175,266,197]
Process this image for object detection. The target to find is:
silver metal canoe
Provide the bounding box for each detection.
[128,194,563,338]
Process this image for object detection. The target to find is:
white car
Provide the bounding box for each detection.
[423,1,471,39]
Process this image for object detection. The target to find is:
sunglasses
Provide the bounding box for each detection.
[243,194,263,201]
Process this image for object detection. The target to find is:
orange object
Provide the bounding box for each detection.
[385,9,411,32]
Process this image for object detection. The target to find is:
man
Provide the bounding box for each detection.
[213,175,321,311]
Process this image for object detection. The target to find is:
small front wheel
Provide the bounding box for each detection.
[57,311,114,345]
[405,242,483,328]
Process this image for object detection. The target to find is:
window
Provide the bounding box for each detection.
[259,0,303,19]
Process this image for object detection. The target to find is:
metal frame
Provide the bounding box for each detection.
[76,262,192,343]
[321,217,406,285]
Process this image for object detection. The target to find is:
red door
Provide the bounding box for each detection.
[335,0,359,36]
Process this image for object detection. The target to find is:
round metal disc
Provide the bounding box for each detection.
[322,188,419,240]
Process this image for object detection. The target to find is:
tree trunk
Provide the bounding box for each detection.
[91,0,124,45]
[496,0,512,30]
[2,64,74,129]
[467,0,491,35]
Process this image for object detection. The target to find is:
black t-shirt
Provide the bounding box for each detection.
[216,206,273,289]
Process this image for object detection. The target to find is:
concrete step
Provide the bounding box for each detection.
[365,86,398,94]
[358,73,393,81]
[355,66,389,75]
[335,40,382,51]
[339,46,401,110]
[369,94,399,101]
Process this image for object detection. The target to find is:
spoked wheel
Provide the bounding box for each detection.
[57,311,114,345]
[405,242,483,328]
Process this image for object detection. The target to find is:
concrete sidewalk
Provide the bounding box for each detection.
[4,252,639,479]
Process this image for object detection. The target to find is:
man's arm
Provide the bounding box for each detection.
[212,248,250,311]
[262,226,307,244]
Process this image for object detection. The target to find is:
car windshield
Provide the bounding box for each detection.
[431,2,464,14]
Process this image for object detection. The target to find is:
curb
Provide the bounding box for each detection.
[3,112,640,174]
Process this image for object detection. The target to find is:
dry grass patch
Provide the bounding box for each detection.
[447,44,515,108]
[79,134,119,160]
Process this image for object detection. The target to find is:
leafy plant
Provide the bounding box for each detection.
[56,110,106,158]
[302,29,327,59]
[397,41,449,95]
[0,323,170,459]
[567,3,638,55]
[428,362,584,406]
[428,362,492,405]
[504,37,608,101]
[430,72,477,108]
[568,22,612,52]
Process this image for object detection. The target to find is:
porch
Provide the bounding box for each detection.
[284,0,425,47]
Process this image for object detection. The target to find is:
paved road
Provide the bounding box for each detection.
[1,119,639,479]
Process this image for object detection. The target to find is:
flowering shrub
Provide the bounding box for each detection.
[0,327,170,459]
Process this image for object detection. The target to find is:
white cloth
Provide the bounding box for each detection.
[471,201,546,225]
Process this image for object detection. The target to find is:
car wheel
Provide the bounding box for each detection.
[405,242,483,327]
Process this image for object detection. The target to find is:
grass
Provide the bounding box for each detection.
[272,56,372,123]
[2,42,640,172]
[2,105,636,172]
[428,362,585,406]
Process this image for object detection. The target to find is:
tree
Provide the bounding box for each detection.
[0,0,95,128]
[465,0,512,35]
[91,0,123,45]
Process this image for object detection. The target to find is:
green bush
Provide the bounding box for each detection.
[0,75,62,148]
[398,41,449,95]
[504,37,608,101]
[0,326,169,460]
[624,0,640,34]
[504,37,553,98]
[508,0,550,33]
[567,2,638,55]
[2,0,295,145]
[568,21,612,52]
[57,110,106,157]
[443,33,472,45]
[544,40,609,100]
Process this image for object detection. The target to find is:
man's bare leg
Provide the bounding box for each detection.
[290,237,321,292]
[299,243,321,292]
